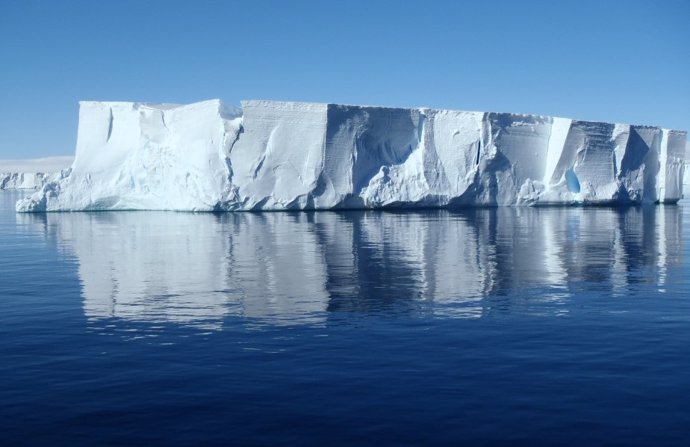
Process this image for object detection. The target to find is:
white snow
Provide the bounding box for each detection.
[684,144,690,186]
[16,100,687,212]
[0,156,73,189]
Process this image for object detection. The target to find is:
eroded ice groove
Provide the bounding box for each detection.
[16,99,686,212]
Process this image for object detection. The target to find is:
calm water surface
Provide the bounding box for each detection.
[1,190,689,446]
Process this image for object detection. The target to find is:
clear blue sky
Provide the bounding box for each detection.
[1,0,688,158]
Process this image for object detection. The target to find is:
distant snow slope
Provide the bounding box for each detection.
[685,145,690,185]
[1,156,73,189]
[15,100,686,212]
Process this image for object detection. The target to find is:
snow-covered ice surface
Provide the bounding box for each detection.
[1,156,73,190]
[16,100,686,212]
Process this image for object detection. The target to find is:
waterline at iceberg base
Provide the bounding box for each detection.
[16,99,687,212]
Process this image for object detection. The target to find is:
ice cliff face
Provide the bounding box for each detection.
[15,100,241,211]
[16,100,686,212]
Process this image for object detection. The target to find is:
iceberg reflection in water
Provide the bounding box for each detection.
[19,205,683,329]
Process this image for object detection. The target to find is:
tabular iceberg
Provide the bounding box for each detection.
[2,172,52,190]
[1,156,74,190]
[16,99,686,212]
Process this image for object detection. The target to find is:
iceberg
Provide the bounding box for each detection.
[2,172,51,190]
[16,99,686,212]
[1,156,73,190]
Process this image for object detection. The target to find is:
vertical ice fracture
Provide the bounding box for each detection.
[16,99,686,212]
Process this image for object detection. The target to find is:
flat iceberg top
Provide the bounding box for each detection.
[244,99,686,132]
[16,99,687,212]
[79,99,242,118]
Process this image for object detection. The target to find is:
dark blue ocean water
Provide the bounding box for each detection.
[1,190,690,446]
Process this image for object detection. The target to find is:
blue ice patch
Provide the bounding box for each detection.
[565,169,580,193]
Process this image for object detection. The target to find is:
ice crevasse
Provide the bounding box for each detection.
[16,99,686,212]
